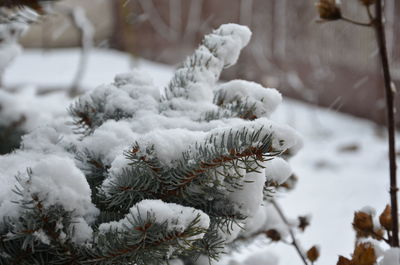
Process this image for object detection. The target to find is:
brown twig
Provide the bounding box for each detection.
[341,16,372,27]
[373,0,399,247]
[271,200,309,265]
[333,0,399,248]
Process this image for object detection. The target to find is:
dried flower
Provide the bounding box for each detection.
[265,229,281,241]
[306,246,320,262]
[337,256,352,265]
[316,0,342,20]
[336,243,376,265]
[298,216,310,232]
[353,211,374,236]
[379,204,392,230]
[351,243,376,265]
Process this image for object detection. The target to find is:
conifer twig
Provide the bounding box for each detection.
[373,0,399,247]
[271,200,309,265]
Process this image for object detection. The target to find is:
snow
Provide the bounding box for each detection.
[0,41,21,74]
[74,69,160,120]
[268,100,399,265]
[228,170,266,217]
[380,248,400,265]
[99,199,210,241]
[3,48,172,91]
[0,86,70,130]
[79,119,138,165]
[264,157,293,185]
[0,154,98,244]
[0,127,76,224]
[165,24,251,103]
[0,23,23,75]
[135,128,207,165]
[239,249,278,265]
[33,229,51,245]
[1,46,398,265]
[216,80,282,118]
[209,23,252,68]
[240,205,268,237]
[22,156,98,219]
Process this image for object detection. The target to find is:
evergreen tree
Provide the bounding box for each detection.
[0,7,36,154]
[0,24,302,264]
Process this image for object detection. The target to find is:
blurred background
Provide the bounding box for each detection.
[18,0,400,126]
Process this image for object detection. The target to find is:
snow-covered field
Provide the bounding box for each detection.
[2,48,399,265]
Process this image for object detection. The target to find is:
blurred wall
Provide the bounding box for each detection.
[113,0,400,127]
[20,0,114,48]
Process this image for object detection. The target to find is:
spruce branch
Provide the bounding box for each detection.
[69,96,132,135]
[104,126,277,210]
[201,100,258,122]
[81,212,208,265]
[1,174,78,264]
[164,24,250,101]
[160,127,276,197]
[125,143,163,175]
[0,23,302,264]
[76,149,110,192]
[101,166,161,212]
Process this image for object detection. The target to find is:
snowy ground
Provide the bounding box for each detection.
[3,48,399,265]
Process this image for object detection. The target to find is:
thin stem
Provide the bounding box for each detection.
[341,16,372,27]
[271,200,309,265]
[366,5,374,22]
[372,231,391,245]
[374,0,399,247]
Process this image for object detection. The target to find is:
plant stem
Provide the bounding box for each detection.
[341,16,372,27]
[271,200,309,265]
[373,0,399,247]
[366,6,374,21]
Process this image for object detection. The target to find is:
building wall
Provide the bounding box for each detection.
[20,0,114,48]
[113,0,400,126]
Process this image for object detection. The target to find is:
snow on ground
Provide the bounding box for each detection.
[268,101,396,264]
[3,48,172,91]
[2,48,399,265]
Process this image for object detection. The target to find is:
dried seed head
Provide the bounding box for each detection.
[306,246,320,262]
[265,229,281,241]
[337,256,352,265]
[316,0,342,20]
[298,216,310,232]
[379,204,392,230]
[351,243,376,265]
[353,211,374,236]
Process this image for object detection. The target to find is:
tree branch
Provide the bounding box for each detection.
[373,0,399,247]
